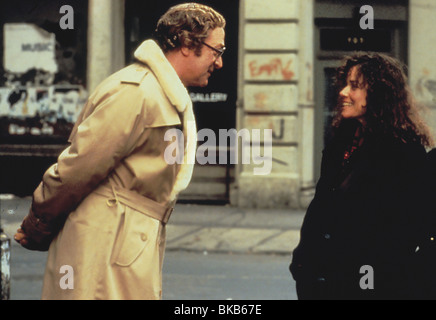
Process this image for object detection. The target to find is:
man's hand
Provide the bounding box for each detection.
[14,211,55,251]
[14,227,30,247]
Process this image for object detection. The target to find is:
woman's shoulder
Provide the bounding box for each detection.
[357,134,427,172]
[381,137,428,168]
[392,137,426,155]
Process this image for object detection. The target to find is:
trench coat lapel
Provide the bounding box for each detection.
[134,40,197,201]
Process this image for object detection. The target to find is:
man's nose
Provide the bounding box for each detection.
[214,56,223,69]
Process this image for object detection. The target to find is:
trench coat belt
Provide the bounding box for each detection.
[94,183,175,224]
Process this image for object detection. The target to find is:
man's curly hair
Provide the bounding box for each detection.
[153,3,226,56]
[333,52,433,147]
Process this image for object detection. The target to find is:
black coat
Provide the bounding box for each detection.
[290,120,430,300]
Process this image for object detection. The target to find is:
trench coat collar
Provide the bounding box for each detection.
[134,39,197,202]
[134,40,190,114]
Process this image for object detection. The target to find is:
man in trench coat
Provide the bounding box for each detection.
[14,3,226,300]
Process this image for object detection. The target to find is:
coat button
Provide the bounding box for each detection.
[324,233,331,240]
[141,233,147,242]
[317,277,326,282]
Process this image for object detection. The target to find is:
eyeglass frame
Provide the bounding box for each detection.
[201,41,226,59]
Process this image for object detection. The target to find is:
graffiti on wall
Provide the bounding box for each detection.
[248,57,296,81]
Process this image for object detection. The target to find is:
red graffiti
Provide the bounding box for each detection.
[249,58,295,80]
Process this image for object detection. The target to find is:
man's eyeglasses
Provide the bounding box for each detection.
[201,41,226,59]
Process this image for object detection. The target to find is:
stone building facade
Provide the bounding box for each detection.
[2,0,436,208]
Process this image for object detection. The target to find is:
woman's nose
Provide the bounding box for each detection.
[340,86,349,97]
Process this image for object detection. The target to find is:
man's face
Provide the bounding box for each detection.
[184,27,225,87]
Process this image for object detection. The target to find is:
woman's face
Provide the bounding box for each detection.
[339,66,368,123]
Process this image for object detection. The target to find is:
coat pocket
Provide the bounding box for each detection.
[112,206,159,267]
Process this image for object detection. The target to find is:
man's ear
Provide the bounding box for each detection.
[180,46,191,57]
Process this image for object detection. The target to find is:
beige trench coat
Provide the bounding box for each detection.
[24,41,195,299]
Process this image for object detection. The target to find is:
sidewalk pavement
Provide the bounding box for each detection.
[1,195,305,256]
[166,203,305,255]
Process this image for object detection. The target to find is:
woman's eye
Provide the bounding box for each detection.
[350,82,360,89]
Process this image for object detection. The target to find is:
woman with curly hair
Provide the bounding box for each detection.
[290,52,434,300]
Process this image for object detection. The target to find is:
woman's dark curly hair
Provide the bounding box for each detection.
[333,52,433,147]
[153,3,226,55]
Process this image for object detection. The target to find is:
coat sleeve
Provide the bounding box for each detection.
[388,142,430,250]
[21,83,149,249]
